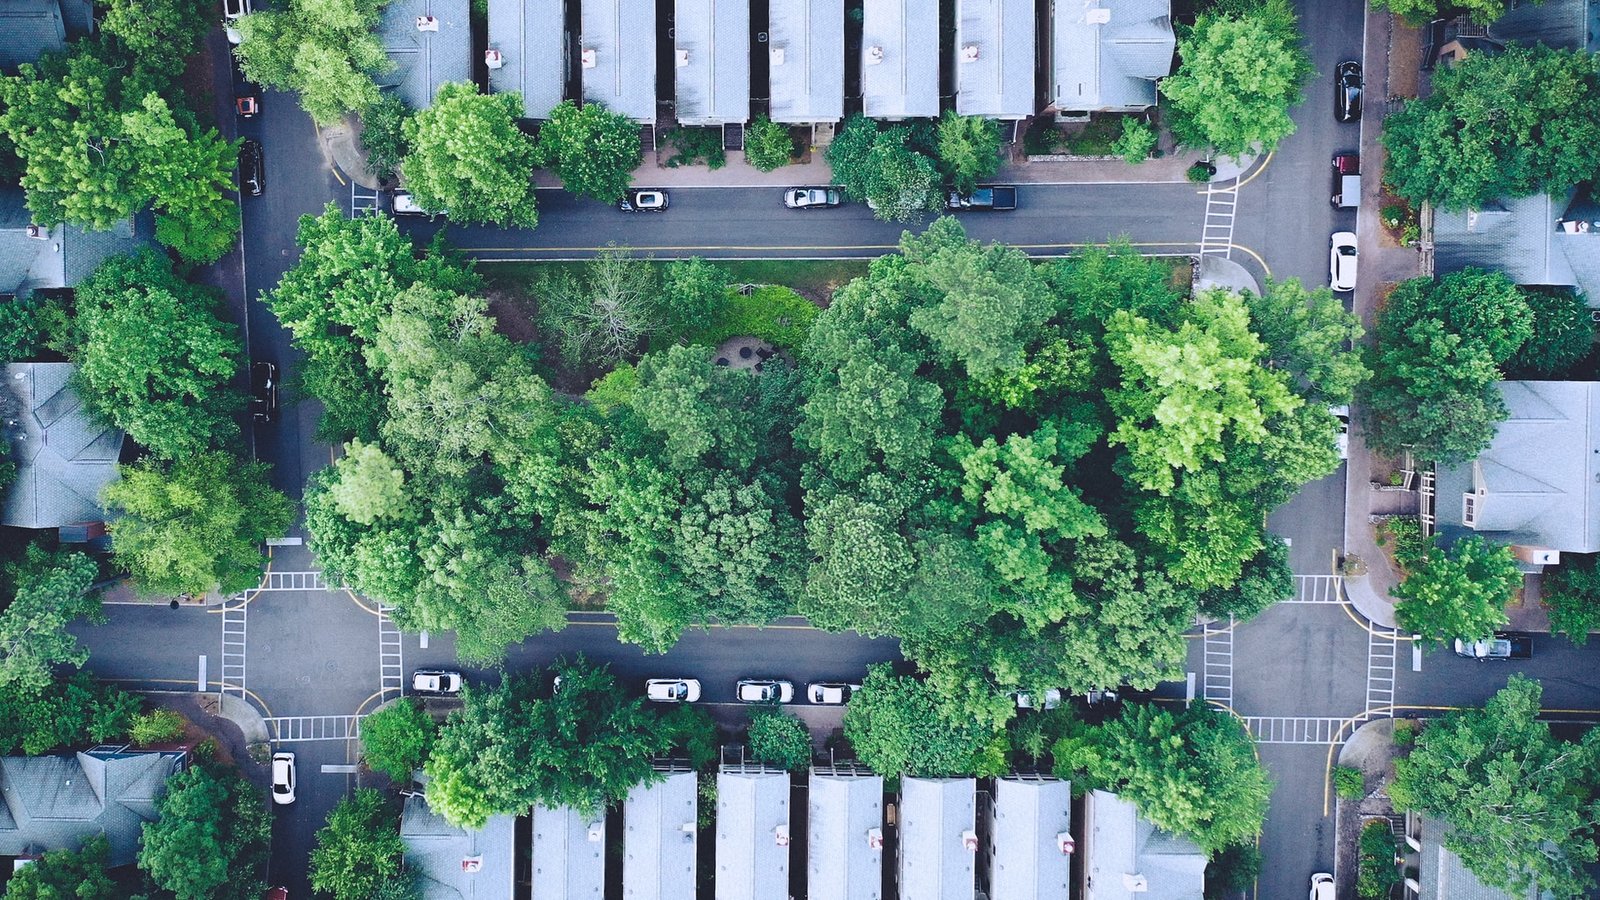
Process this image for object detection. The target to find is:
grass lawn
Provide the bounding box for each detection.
[481,258,870,301]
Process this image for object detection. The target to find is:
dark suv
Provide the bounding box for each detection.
[1334,61,1362,123]
[239,139,264,197]
[249,361,277,422]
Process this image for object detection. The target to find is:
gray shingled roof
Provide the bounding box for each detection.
[807,767,883,900]
[376,0,472,110]
[862,0,940,119]
[1488,0,1598,52]
[1,188,154,301]
[1,363,124,530]
[0,0,65,72]
[1434,381,1600,555]
[1051,0,1175,113]
[955,0,1035,119]
[898,777,976,900]
[986,776,1071,900]
[532,803,606,899]
[716,766,790,900]
[0,750,181,867]
[1433,191,1600,308]
[674,0,750,125]
[581,0,657,122]
[401,792,517,900]
[623,770,697,900]
[767,0,844,123]
[487,0,567,118]
[1420,817,1552,900]
[1084,790,1205,900]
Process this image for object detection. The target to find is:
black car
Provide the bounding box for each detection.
[239,139,264,197]
[1335,61,1362,123]
[249,361,277,422]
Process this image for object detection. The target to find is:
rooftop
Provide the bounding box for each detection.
[532,803,606,899]
[898,776,976,900]
[767,0,845,123]
[486,0,566,118]
[580,0,657,122]
[1420,817,1552,900]
[862,0,940,119]
[716,766,790,900]
[1488,0,1599,53]
[1433,189,1600,306]
[808,767,883,900]
[0,749,183,867]
[986,776,1072,900]
[401,792,517,900]
[623,770,698,900]
[376,0,472,110]
[675,0,750,126]
[1051,0,1176,113]
[954,0,1035,119]
[0,0,91,72]
[0,188,152,301]
[1083,790,1206,900]
[1,363,125,530]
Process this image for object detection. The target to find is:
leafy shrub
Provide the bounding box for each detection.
[664,127,726,169]
[1187,161,1216,183]
[0,673,138,755]
[131,708,186,745]
[1509,286,1593,378]
[1392,719,1418,746]
[659,705,718,770]
[1358,820,1400,899]
[1380,204,1408,231]
[0,296,60,363]
[686,286,819,350]
[362,94,410,183]
[696,777,717,828]
[744,116,795,171]
[748,709,812,771]
[1111,118,1158,164]
[1204,843,1263,899]
[360,698,436,781]
[1334,764,1365,800]
[1542,553,1600,646]
[1376,516,1430,573]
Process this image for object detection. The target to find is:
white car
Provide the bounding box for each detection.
[806,682,861,705]
[1329,231,1358,292]
[619,189,669,212]
[784,187,841,209]
[222,0,249,43]
[646,678,701,703]
[1310,872,1335,900]
[1330,404,1350,460]
[736,679,795,703]
[411,670,462,695]
[271,752,296,805]
[391,190,438,217]
[1014,689,1063,710]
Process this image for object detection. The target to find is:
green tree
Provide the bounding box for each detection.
[233,0,392,125]
[124,94,242,264]
[0,673,138,756]
[536,248,661,368]
[1110,117,1158,164]
[0,546,102,694]
[660,257,730,338]
[2,834,117,900]
[1242,278,1368,403]
[72,250,243,458]
[630,345,759,470]
[744,115,794,171]
[1159,0,1314,156]
[425,660,671,828]
[1373,0,1511,25]
[359,698,437,781]
[329,440,407,525]
[1357,820,1400,899]
[100,0,212,71]
[1393,536,1522,646]
[1390,675,1600,898]
[130,708,186,745]
[842,664,1005,777]
[1509,287,1593,378]
[1382,46,1600,210]
[1197,537,1294,621]
[362,94,410,182]
[1544,554,1600,646]
[532,100,643,203]
[139,764,272,900]
[102,452,294,597]
[747,708,812,771]
[825,118,941,222]
[310,788,408,900]
[936,111,1002,194]
[401,83,538,228]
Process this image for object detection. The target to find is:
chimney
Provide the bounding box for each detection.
[676,48,690,67]
[1512,545,1560,567]
[586,822,603,842]
[1056,832,1075,854]
[581,47,597,68]
[866,827,883,850]
[770,46,786,65]
[1087,8,1111,24]
[415,14,438,30]
[866,46,884,65]
[773,824,790,847]
[485,48,504,69]
[1122,874,1149,892]
[961,829,979,852]
[960,44,979,62]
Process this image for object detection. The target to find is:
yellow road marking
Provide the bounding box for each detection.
[100,677,276,720]
[1234,150,1275,191]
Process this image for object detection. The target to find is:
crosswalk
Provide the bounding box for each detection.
[220,602,247,700]
[378,604,404,702]
[256,570,332,592]
[265,716,362,743]
[1203,617,1234,707]
[1286,575,1345,603]
[1243,716,1350,744]
[1199,181,1239,258]
[1365,624,1399,719]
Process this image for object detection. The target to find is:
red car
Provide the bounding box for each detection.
[236,95,259,118]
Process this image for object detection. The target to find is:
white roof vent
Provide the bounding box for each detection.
[1122,873,1149,892]
[866,45,884,65]
[960,44,979,62]
[1056,832,1075,854]
[770,46,786,65]
[580,47,597,68]
[680,822,697,842]
[415,14,438,30]
[676,48,690,67]
[961,829,978,852]
[586,822,604,842]
[484,48,503,69]
[459,855,483,874]
[1087,8,1111,24]
[24,224,46,240]
[774,824,790,847]
[866,827,883,850]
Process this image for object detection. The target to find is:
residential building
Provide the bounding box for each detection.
[1414,817,1553,899]
[1,363,125,532]
[1049,0,1176,115]
[1434,381,1600,568]
[862,0,940,120]
[716,764,790,900]
[767,0,845,125]
[0,0,93,72]
[1433,188,1600,307]
[898,776,977,900]
[0,748,184,866]
[984,775,1072,900]
[531,803,605,899]
[581,0,657,122]
[675,0,750,127]
[1081,789,1206,900]
[955,0,1035,120]
[376,0,471,110]
[1,187,154,301]
[401,791,518,899]
[486,0,566,119]
[623,769,698,900]
[1488,0,1599,53]
[808,765,884,900]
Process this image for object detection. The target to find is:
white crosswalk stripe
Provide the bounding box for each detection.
[1199,182,1239,258]
[1243,716,1350,744]
[1203,617,1234,707]
[265,716,363,743]
[1285,575,1346,603]
[379,604,404,701]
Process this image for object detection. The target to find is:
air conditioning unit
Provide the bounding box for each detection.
[580,48,597,68]
[459,855,483,874]
[586,823,604,842]
[774,825,790,847]
[1122,873,1149,892]
[866,827,883,850]
[1056,832,1075,855]
[676,48,690,67]
[415,14,438,30]
[770,46,785,65]
[24,225,46,240]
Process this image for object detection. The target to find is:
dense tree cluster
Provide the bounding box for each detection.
[1372,0,1510,25]
[359,697,437,780]
[1392,535,1522,646]
[401,83,539,228]
[533,100,646,204]
[0,546,103,694]
[139,761,272,900]
[310,788,413,900]
[825,115,1005,221]
[233,0,392,125]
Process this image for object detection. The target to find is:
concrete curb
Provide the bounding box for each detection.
[218,692,271,745]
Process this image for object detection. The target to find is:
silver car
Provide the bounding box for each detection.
[784,187,841,209]
[736,679,795,703]
[646,678,701,702]
[806,682,861,705]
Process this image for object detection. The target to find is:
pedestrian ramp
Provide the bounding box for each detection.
[265,716,363,743]
[1242,716,1350,744]
[1286,575,1345,603]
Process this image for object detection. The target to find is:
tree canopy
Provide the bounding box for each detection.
[401,83,539,228]
[842,664,1007,777]
[0,546,103,694]
[825,117,942,222]
[2,834,117,899]
[139,763,272,900]
[1393,535,1522,646]
[310,788,411,900]
[533,100,643,203]
[1372,0,1512,26]
[359,697,436,780]
[233,0,392,125]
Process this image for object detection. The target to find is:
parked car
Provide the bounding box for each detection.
[391,190,434,217]
[736,679,795,703]
[223,0,250,43]
[619,189,669,212]
[1454,632,1533,661]
[945,185,1018,211]
[236,94,259,118]
[1331,152,1359,208]
[411,669,463,694]
[263,889,288,900]
[807,682,861,705]
[270,752,296,805]
[1330,404,1350,459]
[646,678,701,702]
[239,139,264,197]
[1329,231,1358,292]
[1310,873,1335,900]
[784,187,842,209]
[1013,689,1062,710]
[1335,61,1363,122]
[248,361,277,423]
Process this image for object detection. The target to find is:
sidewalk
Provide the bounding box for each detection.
[1342,8,1425,629]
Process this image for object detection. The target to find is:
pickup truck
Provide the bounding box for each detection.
[1453,631,1533,661]
[945,185,1017,211]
